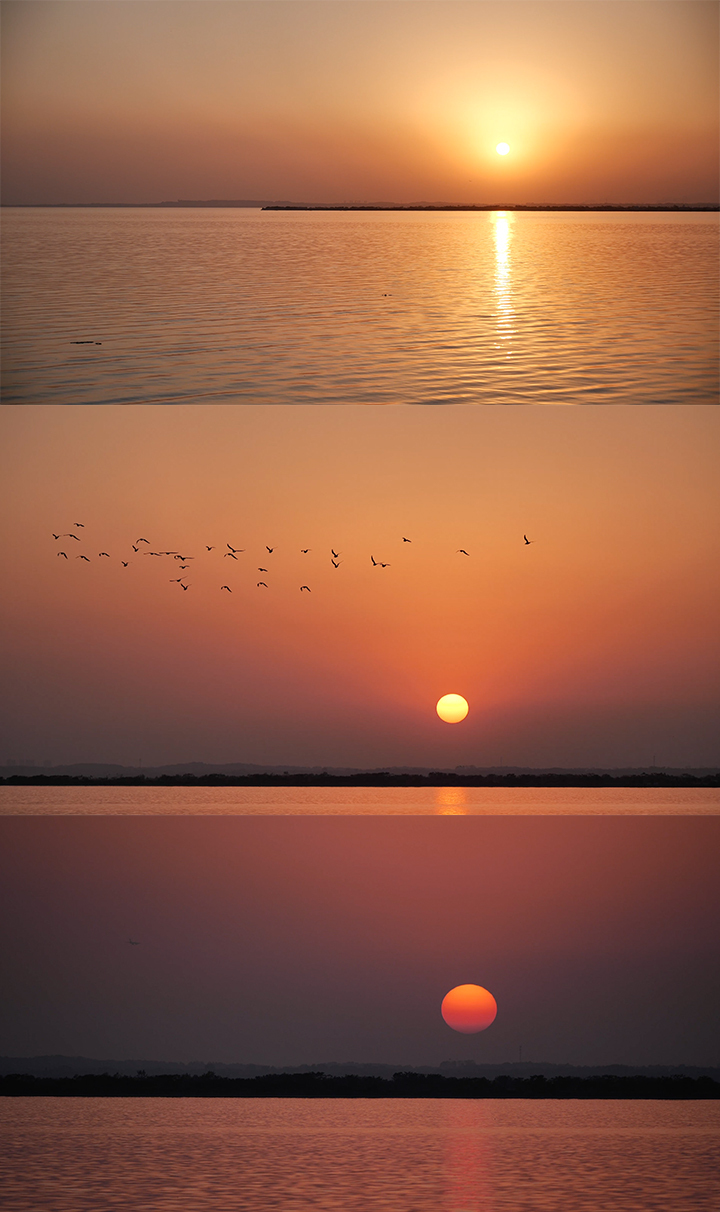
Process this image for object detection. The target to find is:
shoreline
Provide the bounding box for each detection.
[1,773,717,788]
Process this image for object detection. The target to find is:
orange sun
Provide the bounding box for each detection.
[441,984,497,1033]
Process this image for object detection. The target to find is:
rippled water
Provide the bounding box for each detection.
[0,786,717,815]
[2,208,717,405]
[1,1098,718,1211]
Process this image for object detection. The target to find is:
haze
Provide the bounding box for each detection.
[2,1,718,205]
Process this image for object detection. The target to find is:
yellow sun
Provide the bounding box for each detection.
[496,143,510,155]
[436,694,469,723]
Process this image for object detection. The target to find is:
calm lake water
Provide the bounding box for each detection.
[2,208,717,405]
[0,786,717,815]
[1,1098,718,1211]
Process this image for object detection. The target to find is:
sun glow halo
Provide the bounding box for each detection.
[496,142,510,155]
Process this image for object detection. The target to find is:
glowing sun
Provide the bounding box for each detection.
[496,142,510,155]
[436,694,469,723]
[442,984,498,1033]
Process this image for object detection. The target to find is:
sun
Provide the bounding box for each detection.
[442,984,498,1033]
[496,143,510,156]
[436,694,469,723]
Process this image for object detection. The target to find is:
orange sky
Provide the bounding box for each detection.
[1,404,717,768]
[2,1,718,205]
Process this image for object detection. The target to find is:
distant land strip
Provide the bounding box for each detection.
[3,201,718,211]
[1,773,718,787]
[263,204,720,212]
[2,1072,718,1099]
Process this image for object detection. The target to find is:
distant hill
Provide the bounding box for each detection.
[2,1055,718,1081]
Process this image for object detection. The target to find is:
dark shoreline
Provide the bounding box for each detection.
[2,1072,718,1099]
[1,773,717,788]
[263,204,719,213]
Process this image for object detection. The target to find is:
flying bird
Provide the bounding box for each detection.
[180,584,189,591]
[179,565,189,570]
[266,547,274,554]
[57,552,68,559]
[300,586,311,592]
[379,562,390,568]
[206,546,215,551]
[74,523,84,528]
[331,549,340,559]
[227,544,244,553]
[331,559,341,568]
[52,534,60,540]
[132,545,139,553]
[137,538,149,544]
[77,555,90,562]
[99,552,110,557]
[300,549,310,554]
[523,535,534,545]
[221,585,232,592]
[170,578,185,583]
[121,561,129,567]
[457,549,469,556]
[258,567,268,572]
[63,533,80,541]
[224,552,238,560]
[371,556,378,566]
[257,582,268,588]
[402,537,412,543]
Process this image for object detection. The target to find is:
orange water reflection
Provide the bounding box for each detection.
[435,787,469,815]
[493,211,514,356]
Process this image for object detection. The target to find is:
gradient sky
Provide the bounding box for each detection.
[2,1,718,205]
[1,816,718,1065]
[1,404,718,770]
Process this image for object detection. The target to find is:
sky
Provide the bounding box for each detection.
[1,404,718,770]
[2,0,718,205]
[2,815,718,1066]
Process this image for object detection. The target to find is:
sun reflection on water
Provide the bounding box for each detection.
[435,787,469,815]
[493,211,515,354]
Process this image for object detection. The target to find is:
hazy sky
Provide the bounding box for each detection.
[2,816,718,1065]
[2,1,718,204]
[1,404,718,770]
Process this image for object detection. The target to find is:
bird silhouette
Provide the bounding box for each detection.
[402,537,412,543]
[180,584,189,591]
[221,585,232,592]
[331,559,341,568]
[266,547,274,554]
[63,533,80,541]
[523,535,534,545]
[331,549,340,558]
[224,552,238,560]
[300,585,311,592]
[99,552,110,558]
[176,555,193,561]
[371,556,378,566]
[300,549,310,554]
[227,544,244,553]
[257,581,268,587]
[74,523,84,528]
[179,565,189,570]
[379,562,390,568]
[170,578,185,583]
[132,545,139,553]
[137,538,149,544]
[57,552,68,559]
[258,567,268,572]
[121,561,129,567]
[77,555,90,562]
[52,534,60,540]
[206,546,215,551]
[457,549,469,556]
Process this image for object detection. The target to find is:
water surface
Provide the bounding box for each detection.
[0,786,716,815]
[2,209,717,405]
[1,1098,717,1211]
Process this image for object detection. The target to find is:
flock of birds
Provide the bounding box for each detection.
[53,524,535,595]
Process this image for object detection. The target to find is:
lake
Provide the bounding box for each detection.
[1,1098,717,1211]
[0,786,717,815]
[2,208,717,406]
